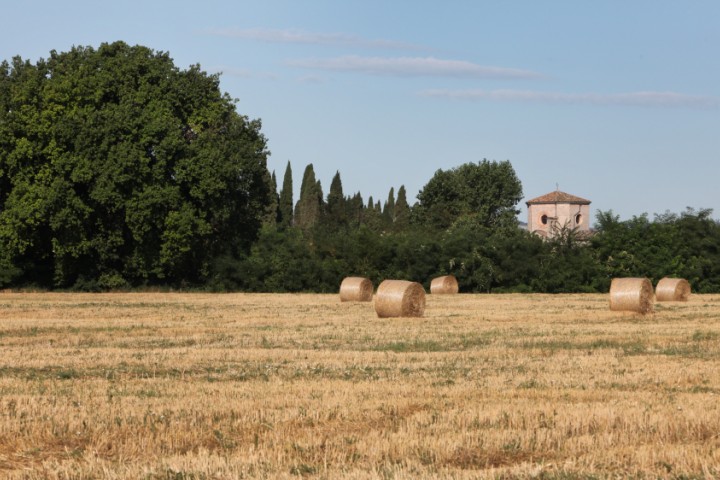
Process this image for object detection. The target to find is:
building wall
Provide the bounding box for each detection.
[527,203,590,237]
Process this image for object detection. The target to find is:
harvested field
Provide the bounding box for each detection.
[1,292,720,479]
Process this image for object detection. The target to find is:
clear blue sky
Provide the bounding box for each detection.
[3,1,718,222]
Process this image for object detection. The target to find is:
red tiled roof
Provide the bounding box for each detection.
[525,190,591,205]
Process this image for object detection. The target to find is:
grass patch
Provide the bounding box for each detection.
[371,340,445,353]
[691,330,720,341]
[518,338,648,355]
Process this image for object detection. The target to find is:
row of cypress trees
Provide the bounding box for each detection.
[267,161,411,233]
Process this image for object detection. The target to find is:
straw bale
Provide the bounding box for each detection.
[374,280,426,318]
[430,275,459,294]
[655,277,691,302]
[609,277,654,314]
[339,277,374,302]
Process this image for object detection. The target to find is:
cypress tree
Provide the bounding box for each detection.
[263,170,280,226]
[278,161,294,227]
[326,171,347,228]
[394,185,410,230]
[383,187,396,225]
[294,164,324,230]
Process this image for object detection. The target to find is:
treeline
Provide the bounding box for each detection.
[218,160,720,294]
[2,42,719,293]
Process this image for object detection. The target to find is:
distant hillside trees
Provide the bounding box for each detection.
[0,41,271,289]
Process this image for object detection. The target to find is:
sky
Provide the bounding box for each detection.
[2,1,719,223]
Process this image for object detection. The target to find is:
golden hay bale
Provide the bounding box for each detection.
[374,280,426,318]
[339,277,374,302]
[609,277,654,314]
[655,277,691,302]
[430,275,459,294]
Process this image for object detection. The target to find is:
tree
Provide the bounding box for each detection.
[591,208,720,293]
[414,160,523,230]
[394,185,410,230]
[361,196,384,232]
[0,41,271,288]
[294,164,323,231]
[325,170,347,228]
[278,161,294,228]
[240,225,322,292]
[532,223,604,293]
[262,170,279,226]
[383,187,395,227]
[673,208,720,292]
[346,192,364,228]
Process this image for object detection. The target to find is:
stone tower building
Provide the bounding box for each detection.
[525,190,591,238]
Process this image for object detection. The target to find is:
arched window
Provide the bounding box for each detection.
[540,214,548,225]
[575,213,582,225]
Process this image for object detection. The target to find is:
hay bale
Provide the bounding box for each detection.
[430,275,459,294]
[339,277,374,302]
[374,280,426,318]
[609,277,654,314]
[655,277,691,302]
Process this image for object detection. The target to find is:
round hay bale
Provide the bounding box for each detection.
[430,275,459,294]
[374,280,426,318]
[339,277,374,302]
[609,277,654,314]
[655,277,691,302]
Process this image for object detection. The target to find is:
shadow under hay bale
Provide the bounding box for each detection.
[430,275,459,294]
[655,277,691,302]
[609,277,654,314]
[374,280,426,318]
[339,277,374,302]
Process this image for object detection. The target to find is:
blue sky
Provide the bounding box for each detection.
[2,1,718,222]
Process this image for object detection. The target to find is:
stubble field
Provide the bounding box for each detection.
[1,291,720,479]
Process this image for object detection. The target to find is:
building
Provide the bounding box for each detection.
[525,190,591,238]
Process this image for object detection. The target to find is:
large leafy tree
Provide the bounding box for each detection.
[414,160,523,230]
[0,41,270,288]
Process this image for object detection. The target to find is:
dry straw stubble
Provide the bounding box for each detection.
[339,277,374,302]
[2,292,720,479]
[609,277,654,314]
[655,277,691,302]
[430,275,459,294]
[374,280,426,317]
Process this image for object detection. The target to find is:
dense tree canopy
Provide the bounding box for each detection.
[413,160,523,230]
[0,42,270,289]
[591,208,720,293]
